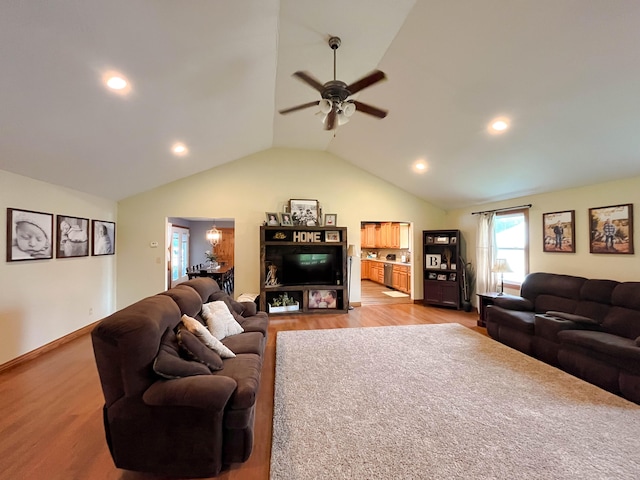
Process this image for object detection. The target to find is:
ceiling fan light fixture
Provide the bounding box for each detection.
[319,99,333,114]
[337,112,350,126]
[342,102,356,117]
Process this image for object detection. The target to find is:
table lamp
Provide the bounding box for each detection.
[491,258,512,295]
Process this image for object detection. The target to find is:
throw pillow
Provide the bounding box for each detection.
[202,301,244,340]
[546,311,600,325]
[181,314,236,358]
[176,327,224,371]
[153,329,211,379]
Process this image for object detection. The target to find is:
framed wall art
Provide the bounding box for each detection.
[6,208,54,261]
[56,215,89,258]
[289,199,319,226]
[92,220,116,256]
[588,204,634,254]
[543,210,575,253]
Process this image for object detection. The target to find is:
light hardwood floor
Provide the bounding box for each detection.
[0,303,483,480]
[359,279,413,305]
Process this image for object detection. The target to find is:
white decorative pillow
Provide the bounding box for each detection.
[180,314,236,358]
[202,301,244,340]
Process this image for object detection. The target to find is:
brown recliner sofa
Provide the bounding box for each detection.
[91,277,269,477]
[486,272,640,404]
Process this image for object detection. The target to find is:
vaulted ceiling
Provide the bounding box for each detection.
[2,1,640,210]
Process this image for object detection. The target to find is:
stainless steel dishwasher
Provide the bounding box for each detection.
[383,263,393,287]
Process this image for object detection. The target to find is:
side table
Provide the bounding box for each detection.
[476,292,501,327]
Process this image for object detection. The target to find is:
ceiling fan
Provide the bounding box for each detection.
[279,36,388,130]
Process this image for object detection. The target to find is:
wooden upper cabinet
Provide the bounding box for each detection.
[215,228,235,267]
[362,222,410,249]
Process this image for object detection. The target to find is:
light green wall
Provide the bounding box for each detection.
[448,176,640,297]
[0,169,117,365]
[116,148,446,308]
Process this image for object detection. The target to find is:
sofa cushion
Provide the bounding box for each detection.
[236,315,269,336]
[487,306,535,333]
[222,331,265,356]
[611,282,640,310]
[601,307,640,340]
[209,290,250,318]
[545,311,600,325]
[160,285,202,317]
[534,294,578,315]
[202,301,244,340]
[534,314,594,342]
[181,314,236,358]
[492,295,533,311]
[176,328,224,371]
[558,330,640,362]
[214,354,262,410]
[636,336,640,347]
[153,329,211,379]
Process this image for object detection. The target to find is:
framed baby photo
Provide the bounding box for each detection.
[308,289,338,309]
[325,230,340,242]
[6,208,54,261]
[543,210,575,253]
[56,215,89,258]
[588,204,634,254]
[92,220,116,256]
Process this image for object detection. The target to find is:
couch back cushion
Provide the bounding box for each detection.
[534,294,579,314]
[160,285,202,317]
[601,283,640,339]
[92,295,181,406]
[180,277,221,303]
[573,279,620,322]
[521,273,585,309]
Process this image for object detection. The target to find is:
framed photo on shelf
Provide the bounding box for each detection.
[426,235,434,244]
[325,230,340,242]
[425,254,441,268]
[6,208,54,261]
[543,210,575,253]
[324,213,337,226]
[92,220,115,256]
[450,236,457,244]
[437,274,447,281]
[289,199,319,226]
[279,212,293,226]
[266,212,280,226]
[588,204,634,254]
[434,236,450,244]
[308,289,338,309]
[56,215,89,258]
[449,273,457,281]
[428,272,437,280]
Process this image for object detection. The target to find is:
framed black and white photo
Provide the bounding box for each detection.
[56,215,89,258]
[92,220,115,256]
[6,208,54,261]
[289,199,319,226]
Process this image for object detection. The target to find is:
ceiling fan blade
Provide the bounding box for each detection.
[346,70,386,95]
[279,101,320,115]
[292,71,325,93]
[353,101,388,119]
[325,107,337,130]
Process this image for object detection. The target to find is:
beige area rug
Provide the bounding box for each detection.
[381,290,409,298]
[271,324,640,479]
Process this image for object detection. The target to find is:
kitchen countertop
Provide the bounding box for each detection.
[361,258,412,267]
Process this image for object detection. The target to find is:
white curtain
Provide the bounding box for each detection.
[476,212,496,295]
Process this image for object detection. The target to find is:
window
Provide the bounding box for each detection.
[494,209,529,285]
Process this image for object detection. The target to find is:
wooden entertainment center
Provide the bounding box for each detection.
[259,226,349,314]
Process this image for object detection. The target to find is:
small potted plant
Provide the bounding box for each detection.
[268,293,299,313]
[459,256,476,312]
[205,250,218,269]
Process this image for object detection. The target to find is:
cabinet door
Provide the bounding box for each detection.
[424,280,441,303]
[391,268,401,289]
[361,260,369,279]
[440,282,460,307]
[364,224,377,248]
[391,223,401,248]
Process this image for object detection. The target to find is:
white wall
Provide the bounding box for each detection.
[448,175,640,298]
[0,169,117,365]
[116,148,446,308]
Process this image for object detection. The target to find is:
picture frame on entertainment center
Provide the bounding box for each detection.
[308,289,338,309]
[289,199,319,226]
[325,230,340,242]
[324,214,337,226]
[6,208,54,261]
[588,203,634,254]
[279,212,293,226]
[266,212,280,226]
[543,210,575,253]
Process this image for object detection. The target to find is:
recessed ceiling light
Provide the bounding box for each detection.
[413,159,428,173]
[102,71,131,95]
[488,117,510,134]
[172,143,188,156]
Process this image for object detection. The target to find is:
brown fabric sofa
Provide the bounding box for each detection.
[486,272,640,404]
[91,277,269,477]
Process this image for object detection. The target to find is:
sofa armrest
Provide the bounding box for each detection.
[143,375,237,411]
[239,301,258,317]
[493,295,534,311]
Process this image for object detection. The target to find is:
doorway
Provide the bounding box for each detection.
[169,225,189,288]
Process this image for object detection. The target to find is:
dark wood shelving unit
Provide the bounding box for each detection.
[260,226,348,314]
[422,229,462,309]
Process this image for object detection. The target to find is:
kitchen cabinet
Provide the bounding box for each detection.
[362,224,378,248]
[369,262,384,284]
[361,259,370,280]
[392,264,410,294]
[361,222,410,249]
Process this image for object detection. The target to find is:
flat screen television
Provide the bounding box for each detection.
[282,253,336,285]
